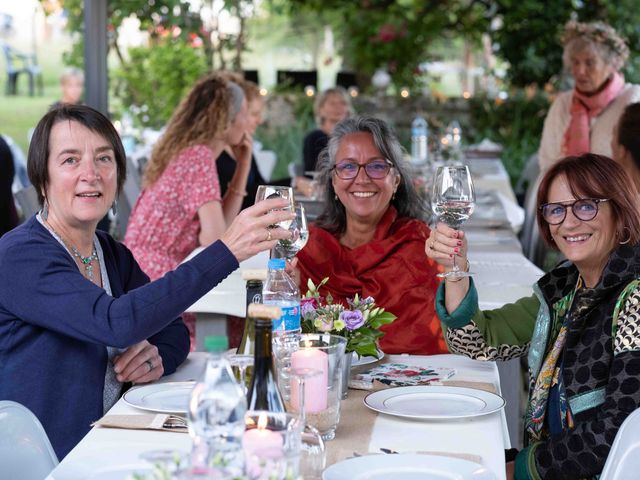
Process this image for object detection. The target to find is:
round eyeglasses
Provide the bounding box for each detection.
[539,198,609,225]
[332,160,393,180]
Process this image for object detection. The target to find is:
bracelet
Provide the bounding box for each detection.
[444,258,470,283]
[227,184,247,197]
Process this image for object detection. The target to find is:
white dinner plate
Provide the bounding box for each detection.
[363,386,505,420]
[323,454,496,480]
[123,381,194,414]
[352,349,384,367]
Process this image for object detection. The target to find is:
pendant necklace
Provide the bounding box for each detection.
[44,219,99,281]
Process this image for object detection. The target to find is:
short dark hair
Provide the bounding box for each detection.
[28,104,126,206]
[536,153,640,247]
[617,102,640,169]
[314,116,428,234]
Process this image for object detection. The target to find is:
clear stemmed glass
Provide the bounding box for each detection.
[227,353,254,396]
[431,165,475,279]
[273,204,309,260]
[287,367,326,479]
[255,185,295,230]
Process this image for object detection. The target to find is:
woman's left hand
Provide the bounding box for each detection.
[231,132,253,167]
[113,340,164,384]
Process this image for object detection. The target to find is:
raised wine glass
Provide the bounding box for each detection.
[431,165,475,279]
[255,185,295,230]
[273,204,309,260]
[227,353,254,396]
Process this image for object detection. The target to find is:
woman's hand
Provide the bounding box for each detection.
[113,340,164,384]
[285,257,301,286]
[221,197,295,262]
[231,132,253,168]
[425,222,468,272]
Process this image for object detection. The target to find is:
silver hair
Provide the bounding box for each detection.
[228,82,245,122]
[313,86,353,127]
[563,36,626,73]
[60,67,84,83]
[314,116,429,234]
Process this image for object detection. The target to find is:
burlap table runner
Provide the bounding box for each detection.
[325,379,496,466]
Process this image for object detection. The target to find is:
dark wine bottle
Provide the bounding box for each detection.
[246,303,285,412]
[237,276,264,356]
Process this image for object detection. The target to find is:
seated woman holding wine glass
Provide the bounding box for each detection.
[124,73,252,346]
[427,153,640,479]
[0,104,294,460]
[295,116,447,355]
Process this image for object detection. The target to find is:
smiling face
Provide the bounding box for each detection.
[547,174,617,285]
[45,120,117,230]
[331,131,400,228]
[569,46,614,94]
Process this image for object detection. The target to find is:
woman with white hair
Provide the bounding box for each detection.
[538,20,640,172]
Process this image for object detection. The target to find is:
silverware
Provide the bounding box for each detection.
[163,416,187,429]
[380,448,399,454]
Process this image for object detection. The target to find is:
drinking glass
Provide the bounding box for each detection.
[431,165,475,279]
[288,367,326,480]
[273,204,309,260]
[228,353,254,396]
[255,185,295,230]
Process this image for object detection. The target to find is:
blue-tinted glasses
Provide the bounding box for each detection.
[540,198,609,225]
[333,159,393,180]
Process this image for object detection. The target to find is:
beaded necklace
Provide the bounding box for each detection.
[44,219,100,281]
[70,245,99,280]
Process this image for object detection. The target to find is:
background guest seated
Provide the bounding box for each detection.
[428,153,640,479]
[0,104,293,460]
[538,20,640,173]
[296,116,446,355]
[0,134,19,235]
[124,73,251,346]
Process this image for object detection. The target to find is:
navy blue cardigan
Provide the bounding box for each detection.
[0,216,238,459]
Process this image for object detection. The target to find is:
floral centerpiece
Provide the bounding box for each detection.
[300,277,397,358]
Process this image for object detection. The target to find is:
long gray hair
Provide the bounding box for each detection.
[314,116,428,234]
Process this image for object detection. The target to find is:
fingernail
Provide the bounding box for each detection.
[449,254,453,258]
[114,366,120,373]
[457,240,463,246]
[116,375,123,382]
[454,247,460,253]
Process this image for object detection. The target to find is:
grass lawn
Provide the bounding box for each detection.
[0,85,58,154]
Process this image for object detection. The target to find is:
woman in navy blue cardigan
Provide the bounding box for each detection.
[0,105,294,459]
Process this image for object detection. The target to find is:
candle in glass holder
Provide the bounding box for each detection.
[243,412,284,458]
[290,342,328,412]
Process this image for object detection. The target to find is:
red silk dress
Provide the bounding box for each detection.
[297,206,447,355]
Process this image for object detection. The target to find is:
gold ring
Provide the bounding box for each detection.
[145,360,153,372]
[266,229,272,242]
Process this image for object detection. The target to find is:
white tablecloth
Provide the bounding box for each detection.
[48,353,507,480]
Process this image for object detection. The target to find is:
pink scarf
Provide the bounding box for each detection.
[563,72,625,156]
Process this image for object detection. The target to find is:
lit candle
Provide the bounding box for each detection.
[243,413,283,455]
[290,342,328,413]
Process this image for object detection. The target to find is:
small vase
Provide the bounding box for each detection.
[340,351,352,399]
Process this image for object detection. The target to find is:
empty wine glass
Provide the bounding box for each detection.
[287,367,326,479]
[255,185,294,230]
[227,353,253,395]
[273,204,309,260]
[431,165,475,279]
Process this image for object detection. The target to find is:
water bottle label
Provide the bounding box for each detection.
[272,304,300,331]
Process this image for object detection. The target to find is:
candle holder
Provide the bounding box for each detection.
[276,333,347,441]
[243,411,301,480]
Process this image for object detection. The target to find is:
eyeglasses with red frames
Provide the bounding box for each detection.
[332,159,393,180]
[539,198,609,225]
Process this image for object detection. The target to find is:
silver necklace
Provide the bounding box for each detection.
[44,220,99,280]
[70,245,99,280]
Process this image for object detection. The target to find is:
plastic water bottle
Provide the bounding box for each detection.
[186,336,246,477]
[262,258,301,401]
[411,116,429,165]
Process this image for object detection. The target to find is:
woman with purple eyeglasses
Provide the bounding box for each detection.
[427,153,640,479]
[295,116,446,355]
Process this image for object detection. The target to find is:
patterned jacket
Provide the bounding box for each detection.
[435,243,640,479]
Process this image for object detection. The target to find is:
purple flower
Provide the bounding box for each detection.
[362,296,375,305]
[340,310,365,331]
[301,297,317,317]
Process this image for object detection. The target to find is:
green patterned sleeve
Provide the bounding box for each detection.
[436,279,540,361]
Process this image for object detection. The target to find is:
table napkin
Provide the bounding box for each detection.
[92,414,188,433]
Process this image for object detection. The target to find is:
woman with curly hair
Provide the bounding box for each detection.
[538,21,640,172]
[124,72,251,346]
